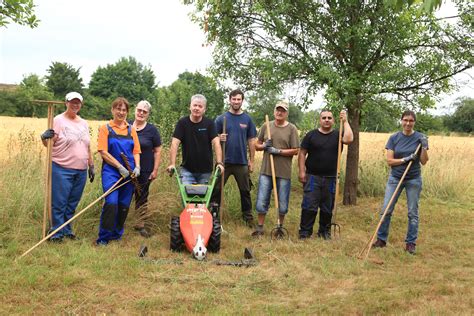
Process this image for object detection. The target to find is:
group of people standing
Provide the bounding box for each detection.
[41,89,429,254]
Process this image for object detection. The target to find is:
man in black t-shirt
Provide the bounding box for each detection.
[167,94,224,184]
[298,109,353,239]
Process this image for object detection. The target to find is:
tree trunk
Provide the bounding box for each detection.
[343,106,360,205]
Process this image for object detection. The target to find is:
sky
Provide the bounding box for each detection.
[0,0,212,86]
[0,0,472,113]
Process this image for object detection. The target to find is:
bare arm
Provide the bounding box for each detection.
[88,144,94,167]
[279,148,299,157]
[419,148,429,165]
[298,148,308,183]
[248,137,256,172]
[212,136,223,164]
[150,146,162,180]
[212,136,224,173]
[99,150,123,169]
[133,153,140,169]
[339,110,354,144]
[342,121,354,144]
[386,150,407,167]
[167,137,181,171]
[255,139,265,151]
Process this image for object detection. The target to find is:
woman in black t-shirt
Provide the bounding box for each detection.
[131,100,162,237]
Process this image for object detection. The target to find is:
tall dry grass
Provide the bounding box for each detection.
[0,116,473,314]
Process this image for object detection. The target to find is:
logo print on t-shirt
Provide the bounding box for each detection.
[62,125,89,149]
[240,124,248,128]
[198,128,207,132]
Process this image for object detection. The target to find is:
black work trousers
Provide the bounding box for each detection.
[299,174,336,238]
[211,163,253,221]
[134,171,152,229]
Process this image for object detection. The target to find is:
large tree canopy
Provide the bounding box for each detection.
[89,56,156,104]
[0,0,38,28]
[157,71,225,120]
[184,0,473,204]
[45,62,84,98]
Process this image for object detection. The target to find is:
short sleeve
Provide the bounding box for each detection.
[97,125,109,152]
[300,131,312,150]
[152,125,162,147]
[386,134,396,151]
[131,128,142,154]
[247,117,257,139]
[215,115,223,134]
[172,119,184,141]
[207,119,218,141]
[290,124,300,148]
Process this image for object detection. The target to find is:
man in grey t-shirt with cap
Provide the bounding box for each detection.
[252,101,299,238]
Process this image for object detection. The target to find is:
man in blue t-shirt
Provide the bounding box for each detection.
[211,89,257,225]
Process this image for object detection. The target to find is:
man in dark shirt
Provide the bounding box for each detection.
[167,94,224,184]
[298,109,353,239]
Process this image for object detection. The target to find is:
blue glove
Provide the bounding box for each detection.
[266,147,281,155]
[41,129,55,140]
[420,136,429,150]
[402,153,417,163]
[132,166,140,178]
[118,165,130,178]
[88,165,95,183]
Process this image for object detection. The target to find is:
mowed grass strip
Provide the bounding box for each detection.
[0,116,472,314]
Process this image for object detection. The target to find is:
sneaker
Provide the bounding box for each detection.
[299,234,311,240]
[48,236,63,243]
[64,234,79,240]
[372,239,387,248]
[317,231,331,240]
[251,230,264,238]
[405,243,416,254]
[96,240,109,246]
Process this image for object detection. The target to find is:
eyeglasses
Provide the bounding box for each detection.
[321,116,333,120]
[137,109,149,114]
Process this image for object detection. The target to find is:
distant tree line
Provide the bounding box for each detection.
[0,57,471,142]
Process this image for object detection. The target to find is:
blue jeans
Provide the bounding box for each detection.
[377,175,422,244]
[51,162,87,238]
[255,174,291,215]
[180,167,211,185]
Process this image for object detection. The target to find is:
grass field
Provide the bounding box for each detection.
[0,116,473,314]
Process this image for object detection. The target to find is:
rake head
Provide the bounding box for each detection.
[270,224,289,240]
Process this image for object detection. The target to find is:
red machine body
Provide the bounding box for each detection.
[180,203,213,252]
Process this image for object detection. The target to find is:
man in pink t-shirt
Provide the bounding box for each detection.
[41,92,94,242]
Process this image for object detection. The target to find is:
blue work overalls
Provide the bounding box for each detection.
[97,124,135,244]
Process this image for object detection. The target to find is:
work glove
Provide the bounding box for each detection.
[264,139,273,149]
[401,153,417,163]
[132,166,141,178]
[420,135,429,150]
[88,165,95,183]
[41,129,55,140]
[266,147,281,155]
[118,165,130,178]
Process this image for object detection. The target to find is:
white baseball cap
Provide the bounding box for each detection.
[65,92,83,102]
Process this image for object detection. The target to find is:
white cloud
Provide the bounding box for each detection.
[0,0,212,86]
